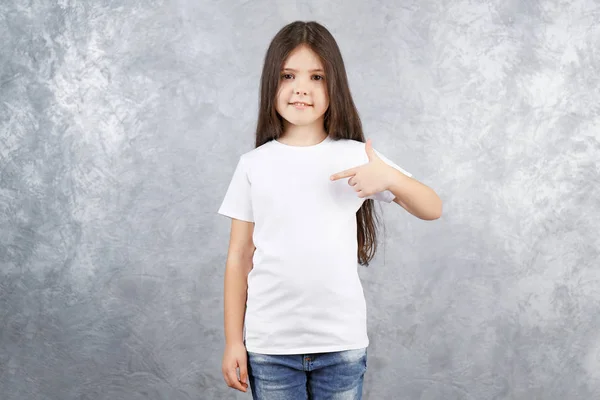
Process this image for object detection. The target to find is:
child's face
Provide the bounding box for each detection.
[276,45,329,131]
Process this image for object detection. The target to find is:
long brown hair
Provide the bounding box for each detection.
[254,21,381,266]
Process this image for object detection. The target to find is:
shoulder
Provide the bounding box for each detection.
[329,137,369,162]
[330,137,367,152]
[236,139,277,165]
[330,137,363,147]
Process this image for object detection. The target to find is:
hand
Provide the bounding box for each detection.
[222,342,249,393]
[330,139,393,198]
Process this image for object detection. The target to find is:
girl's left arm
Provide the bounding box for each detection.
[329,140,442,220]
[385,168,442,221]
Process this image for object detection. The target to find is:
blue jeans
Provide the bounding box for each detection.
[247,347,367,400]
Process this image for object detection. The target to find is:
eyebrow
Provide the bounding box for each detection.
[282,68,325,73]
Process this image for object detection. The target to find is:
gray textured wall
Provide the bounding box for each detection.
[1,1,599,399]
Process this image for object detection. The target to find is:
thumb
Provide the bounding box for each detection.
[365,138,377,161]
[239,360,248,384]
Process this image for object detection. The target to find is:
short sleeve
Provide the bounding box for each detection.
[217,156,254,222]
[367,148,413,203]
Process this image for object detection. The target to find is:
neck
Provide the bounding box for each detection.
[279,120,327,146]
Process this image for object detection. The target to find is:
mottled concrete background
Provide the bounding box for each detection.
[1,1,599,399]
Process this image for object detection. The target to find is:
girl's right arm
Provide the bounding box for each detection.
[222,218,255,392]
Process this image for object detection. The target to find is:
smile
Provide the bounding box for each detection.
[290,102,312,109]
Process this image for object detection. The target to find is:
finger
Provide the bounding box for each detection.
[365,138,378,161]
[222,367,232,387]
[330,168,357,181]
[225,368,236,387]
[227,368,246,392]
[239,361,249,388]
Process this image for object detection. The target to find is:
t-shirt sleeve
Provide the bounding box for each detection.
[217,156,254,222]
[367,148,413,203]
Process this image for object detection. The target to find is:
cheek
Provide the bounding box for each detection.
[275,87,287,108]
[319,86,329,103]
[316,89,329,110]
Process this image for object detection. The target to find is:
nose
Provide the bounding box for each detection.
[295,89,308,95]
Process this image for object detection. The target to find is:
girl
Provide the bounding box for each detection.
[218,21,442,400]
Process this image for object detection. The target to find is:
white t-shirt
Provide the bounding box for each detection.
[217,135,412,355]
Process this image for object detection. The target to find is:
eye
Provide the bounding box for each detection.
[281,73,294,80]
[313,75,325,81]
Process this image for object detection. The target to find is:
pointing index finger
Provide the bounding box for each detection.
[330,168,356,181]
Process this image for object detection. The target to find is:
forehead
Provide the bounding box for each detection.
[282,46,324,70]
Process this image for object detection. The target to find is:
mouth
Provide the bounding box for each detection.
[289,102,312,109]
